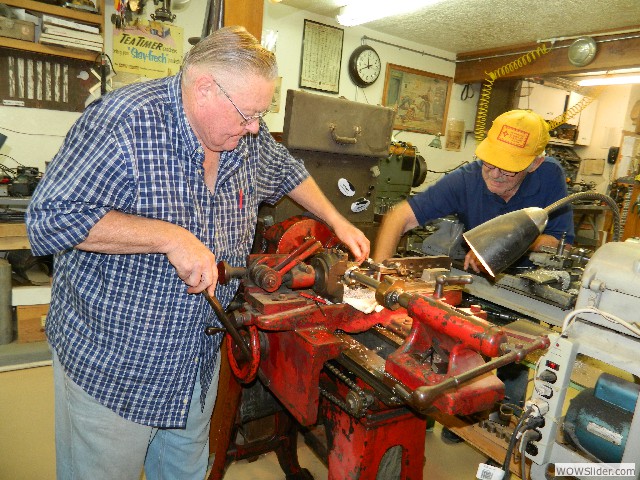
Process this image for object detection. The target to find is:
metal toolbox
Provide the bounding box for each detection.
[282,89,395,158]
[263,90,395,228]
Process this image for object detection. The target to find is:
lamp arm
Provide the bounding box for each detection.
[543,192,621,242]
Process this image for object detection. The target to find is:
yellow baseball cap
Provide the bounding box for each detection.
[475,110,550,172]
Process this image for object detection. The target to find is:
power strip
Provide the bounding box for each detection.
[525,333,578,465]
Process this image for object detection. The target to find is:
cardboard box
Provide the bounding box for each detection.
[16,304,48,343]
[0,15,36,42]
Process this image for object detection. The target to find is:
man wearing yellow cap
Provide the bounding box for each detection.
[372,109,574,272]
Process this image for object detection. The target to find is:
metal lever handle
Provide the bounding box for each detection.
[202,290,252,361]
[404,335,551,413]
[434,274,473,299]
[217,261,247,285]
[329,123,361,144]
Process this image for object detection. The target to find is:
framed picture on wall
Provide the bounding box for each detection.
[382,63,453,135]
[299,19,344,94]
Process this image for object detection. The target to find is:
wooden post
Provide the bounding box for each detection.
[224,0,264,41]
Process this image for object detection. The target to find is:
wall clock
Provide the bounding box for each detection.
[348,45,381,88]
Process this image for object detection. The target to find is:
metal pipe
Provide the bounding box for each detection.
[0,259,12,344]
[361,35,455,63]
[345,268,380,290]
[457,32,640,63]
[364,30,640,65]
[539,29,640,44]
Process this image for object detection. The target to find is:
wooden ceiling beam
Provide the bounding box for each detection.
[454,32,640,84]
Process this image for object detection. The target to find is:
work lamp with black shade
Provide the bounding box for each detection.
[462,192,621,277]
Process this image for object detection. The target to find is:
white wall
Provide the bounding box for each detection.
[574,84,635,193]
[0,108,79,173]
[262,1,480,192]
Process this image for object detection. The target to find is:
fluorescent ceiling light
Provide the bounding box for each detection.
[336,0,443,27]
[578,75,640,86]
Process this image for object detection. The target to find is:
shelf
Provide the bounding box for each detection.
[2,0,102,25]
[0,0,104,62]
[0,340,51,372]
[0,35,100,61]
[548,138,575,146]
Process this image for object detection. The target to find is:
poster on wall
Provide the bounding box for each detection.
[382,63,452,135]
[299,20,343,94]
[112,20,184,80]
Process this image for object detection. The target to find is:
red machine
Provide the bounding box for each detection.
[207,217,550,480]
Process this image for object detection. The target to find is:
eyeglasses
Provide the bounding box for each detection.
[212,78,269,127]
[477,157,520,177]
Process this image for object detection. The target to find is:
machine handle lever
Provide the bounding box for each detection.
[406,336,551,413]
[217,261,247,284]
[273,237,322,274]
[202,290,252,361]
[434,274,473,299]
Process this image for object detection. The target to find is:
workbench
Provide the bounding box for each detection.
[0,218,51,362]
[0,223,30,250]
[0,194,30,247]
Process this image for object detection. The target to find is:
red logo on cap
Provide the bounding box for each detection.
[497,125,529,149]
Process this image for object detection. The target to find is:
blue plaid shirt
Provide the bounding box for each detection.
[26,73,309,428]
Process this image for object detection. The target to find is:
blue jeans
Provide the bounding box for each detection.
[53,349,220,480]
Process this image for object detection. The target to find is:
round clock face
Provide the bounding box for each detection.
[349,45,381,88]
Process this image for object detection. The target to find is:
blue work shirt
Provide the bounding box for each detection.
[26,73,309,428]
[408,158,574,250]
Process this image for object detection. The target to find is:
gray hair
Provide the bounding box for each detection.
[182,26,278,82]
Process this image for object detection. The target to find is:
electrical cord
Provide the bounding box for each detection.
[520,430,532,480]
[563,422,603,463]
[426,161,469,174]
[519,429,541,480]
[503,406,533,480]
[503,411,545,480]
[562,306,640,337]
[0,153,25,167]
[93,52,116,75]
[499,401,526,417]
[0,125,67,138]
[513,416,545,480]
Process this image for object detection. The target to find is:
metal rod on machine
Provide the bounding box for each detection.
[346,268,479,322]
[346,268,380,290]
[346,268,509,358]
[405,335,550,413]
[346,266,550,411]
[273,237,322,273]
